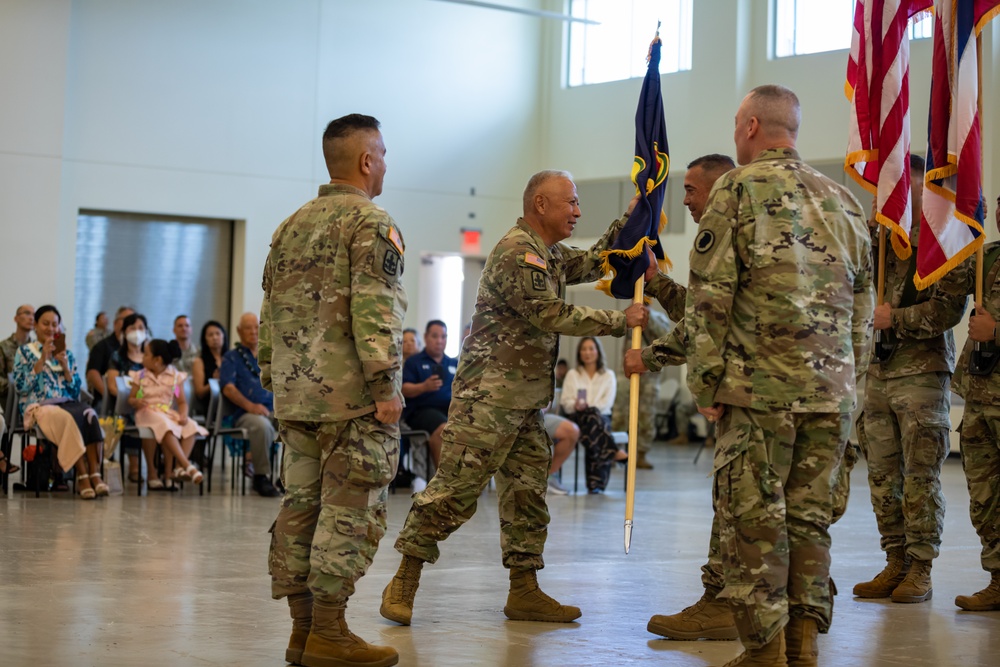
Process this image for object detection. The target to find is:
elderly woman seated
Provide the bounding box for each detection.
[12,304,108,499]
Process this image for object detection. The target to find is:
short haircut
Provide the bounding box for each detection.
[403,327,418,336]
[425,319,447,334]
[174,314,190,324]
[523,170,573,214]
[909,153,926,174]
[115,305,134,318]
[322,114,381,172]
[687,154,736,178]
[746,84,801,135]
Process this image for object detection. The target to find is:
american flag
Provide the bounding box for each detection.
[845,0,932,260]
[914,0,1000,288]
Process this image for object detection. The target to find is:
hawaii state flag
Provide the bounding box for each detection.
[915,0,1000,288]
[599,33,670,300]
[845,0,931,259]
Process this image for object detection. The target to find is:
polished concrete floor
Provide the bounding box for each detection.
[1,443,997,667]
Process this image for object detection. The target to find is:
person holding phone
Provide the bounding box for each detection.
[12,304,108,499]
[559,336,624,493]
[401,320,456,468]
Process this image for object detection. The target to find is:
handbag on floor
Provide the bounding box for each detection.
[103,460,123,496]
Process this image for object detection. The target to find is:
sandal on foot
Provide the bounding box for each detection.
[77,475,96,500]
[148,478,165,490]
[185,465,203,485]
[90,473,110,497]
[0,452,20,475]
[173,466,192,482]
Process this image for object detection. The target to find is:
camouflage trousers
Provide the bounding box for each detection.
[269,415,399,605]
[861,372,950,561]
[394,398,551,570]
[699,428,857,596]
[713,406,849,648]
[959,402,1000,572]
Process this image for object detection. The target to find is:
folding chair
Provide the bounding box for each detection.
[113,376,159,496]
[5,376,78,497]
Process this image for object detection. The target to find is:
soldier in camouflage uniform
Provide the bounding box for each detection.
[853,154,968,606]
[950,194,1000,611]
[683,86,874,667]
[261,114,406,667]
[380,169,649,626]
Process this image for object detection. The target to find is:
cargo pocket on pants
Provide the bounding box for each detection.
[347,417,400,495]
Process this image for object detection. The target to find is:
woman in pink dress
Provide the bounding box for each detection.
[128,339,207,488]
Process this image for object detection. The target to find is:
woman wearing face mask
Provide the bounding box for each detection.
[12,304,108,499]
[107,313,162,489]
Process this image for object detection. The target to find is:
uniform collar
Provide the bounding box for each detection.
[751,147,800,163]
[516,218,553,254]
[319,182,370,200]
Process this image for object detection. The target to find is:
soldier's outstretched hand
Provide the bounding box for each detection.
[375,395,403,424]
[624,303,649,329]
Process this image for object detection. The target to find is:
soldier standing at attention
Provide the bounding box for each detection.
[683,85,873,666]
[261,113,406,667]
[380,169,649,626]
[853,154,967,605]
[948,193,1000,611]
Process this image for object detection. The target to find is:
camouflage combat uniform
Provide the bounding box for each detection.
[861,222,966,563]
[685,148,873,647]
[261,182,407,605]
[612,309,672,455]
[952,240,1000,575]
[394,215,630,570]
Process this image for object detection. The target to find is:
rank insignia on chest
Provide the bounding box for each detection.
[524,252,547,270]
[531,270,546,291]
[383,249,400,276]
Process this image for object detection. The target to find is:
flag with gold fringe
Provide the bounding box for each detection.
[599,31,670,299]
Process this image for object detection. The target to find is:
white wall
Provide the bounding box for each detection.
[0,0,545,359]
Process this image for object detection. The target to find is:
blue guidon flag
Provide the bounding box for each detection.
[599,29,671,300]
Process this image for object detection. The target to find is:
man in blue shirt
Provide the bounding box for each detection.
[401,320,456,466]
[220,312,280,497]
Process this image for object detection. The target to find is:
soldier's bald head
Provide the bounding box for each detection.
[734,85,800,164]
[322,114,386,195]
[523,170,574,216]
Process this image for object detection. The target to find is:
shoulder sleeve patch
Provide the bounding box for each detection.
[695,229,716,254]
[387,226,404,254]
[530,270,547,292]
[523,252,547,270]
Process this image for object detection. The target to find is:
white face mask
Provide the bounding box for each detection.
[126,330,146,346]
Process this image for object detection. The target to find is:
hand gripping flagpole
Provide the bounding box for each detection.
[624,276,643,553]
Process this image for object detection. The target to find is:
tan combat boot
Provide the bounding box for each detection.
[635,451,654,470]
[891,558,933,603]
[503,568,582,622]
[955,571,1000,611]
[721,630,787,667]
[379,555,424,626]
[285,591,313,666]
[852,547,911,598]
[647,590,738,640]
[301,601,398,667]
[785,617,818,667]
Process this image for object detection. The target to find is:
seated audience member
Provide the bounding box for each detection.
[554,358,569,389]
[401,320,456,467]
[129,339,206,488]
[0,411,17,476]
[1,304,34,410]
[12,305,107,499]
[560,336,626,494]
[85,311,110,350]
[108,313,161,488]
[171,315,199,374]
[402,327,421,362]
[86,305,133,408]
[191,320,228,417]
[220,312,280,497]
[543,412,579,495]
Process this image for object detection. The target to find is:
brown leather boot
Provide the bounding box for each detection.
[286,591,313,666]
[852,547,911,598]
[721,630,787,666]
[891,558,933,603]
[503,568,581,622]
[635,451,654,469]
[785,617,818,667]
[647,590,738,640]
[301,601,398,667]
[955,571,1000,611]
[379,555,424,626]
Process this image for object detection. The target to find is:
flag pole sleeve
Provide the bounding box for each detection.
[877,226,887,306]
[624,276,642,554]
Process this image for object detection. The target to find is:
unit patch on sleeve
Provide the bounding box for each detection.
[531,270,547,291]
[695,229,716,254]
[383,249,400,276]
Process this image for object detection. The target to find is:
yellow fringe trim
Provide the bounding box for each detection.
[844,150,879,195]
[874,211,912,260]
[596,235,672,298]
[913,237,983,290]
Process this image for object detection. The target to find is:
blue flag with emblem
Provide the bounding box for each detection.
[599,30,670,300]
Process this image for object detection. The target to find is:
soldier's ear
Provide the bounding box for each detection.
[534,192,547,215]
[359,151,372,176]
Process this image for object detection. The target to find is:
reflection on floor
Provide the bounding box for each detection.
[1,444,995,667]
